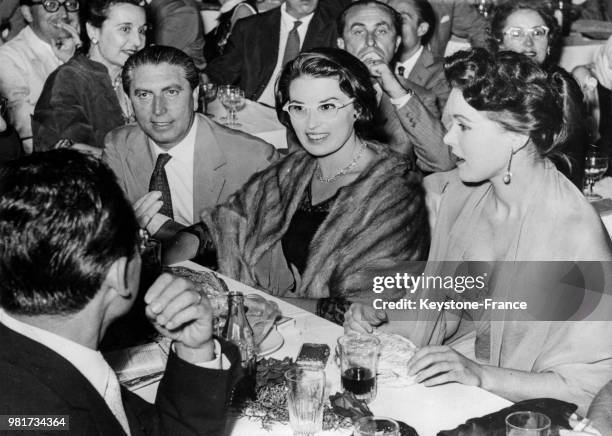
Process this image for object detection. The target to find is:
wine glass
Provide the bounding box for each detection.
[200,83,218,118]
[220,88,245,127]
[216,85,238,122]
[583,148,609,200]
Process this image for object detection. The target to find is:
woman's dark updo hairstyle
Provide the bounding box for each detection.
[81,0,144,52]
[488,1,561,68]
[275,47,377,139]
[445,47,576,159]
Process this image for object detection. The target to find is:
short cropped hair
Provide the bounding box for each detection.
[275,48,378,140]
[337,0,402,38]
[445,48,575,158]
[0,150,139,315]
[122,45,200,95]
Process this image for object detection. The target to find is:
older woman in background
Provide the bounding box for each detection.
[487,0,589,188]
[33,0,146,152]
[164,48,429,324]
[346,48,612,414]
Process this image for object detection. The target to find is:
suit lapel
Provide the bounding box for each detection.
[255,10,282,95]
[407,49,434,87]
[193,115,227,221]
[0,323,127,436]
[303,10,326,50]
[126,128,155,200]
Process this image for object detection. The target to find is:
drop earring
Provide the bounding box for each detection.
[503,151,513,185]
[91,38,98,45]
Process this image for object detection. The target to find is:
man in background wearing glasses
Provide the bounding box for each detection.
[0,0,80,154]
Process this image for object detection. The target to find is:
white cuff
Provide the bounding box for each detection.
[389,92,413,109]
[172,339,231,370]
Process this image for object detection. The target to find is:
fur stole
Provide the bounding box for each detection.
[202,142,430,298]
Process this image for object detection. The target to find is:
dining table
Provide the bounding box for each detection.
[206,97,288,150]
[131,260,513,436]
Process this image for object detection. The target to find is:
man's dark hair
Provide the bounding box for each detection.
[337,0,402,37]
[122,45,200,95]
[0,150,140,315]
[409,0,436,45]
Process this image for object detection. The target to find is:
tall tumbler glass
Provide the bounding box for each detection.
[337,334,380,403]
[284,366,326,436]
[506,411,551,436]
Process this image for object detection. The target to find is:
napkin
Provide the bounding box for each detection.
[437,398,577,436]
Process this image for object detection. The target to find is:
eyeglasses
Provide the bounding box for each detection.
[30,0,80,13]
[502,25,549,40]
[282,99,355,119]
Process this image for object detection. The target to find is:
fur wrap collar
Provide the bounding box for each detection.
[202,142,430,298]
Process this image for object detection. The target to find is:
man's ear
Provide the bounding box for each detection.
[192,86,199,112]
[105,256,132,298]
[20,6,33,24]
[337,37,345,50]
[417,22,429,39]
[395,35,401,53]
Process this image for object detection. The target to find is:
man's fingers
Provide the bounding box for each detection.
[154,289,203,327]
[133,191,161,209]
[144,273,187,309]
[165,304,203,331]
[414,361,454,384]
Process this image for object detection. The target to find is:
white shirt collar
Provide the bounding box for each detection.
[396,45,424,78]
[0,308,110,399]
[220,0,247,14]
[22,25,63,64]
[149,116,198,166]
[280,3,315,28]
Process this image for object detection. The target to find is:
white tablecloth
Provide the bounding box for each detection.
[133,261,512,436]
[207,98,288,150]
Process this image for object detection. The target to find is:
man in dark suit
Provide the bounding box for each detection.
[428,0,489,58]
[146,0,207,71]
[389,0,449,111]
[205,0,351,106]
[0,149,241,435]
[104,46,277,244]
[337,0,453,172]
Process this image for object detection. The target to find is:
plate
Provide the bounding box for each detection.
[257,327,284,357]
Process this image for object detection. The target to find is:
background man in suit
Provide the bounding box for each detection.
[337,0,452,172]
[389,0,449,111]
[428,0,488,58]
[205,0,351,106]
[104,46,277,243]
[145,0,207,72]
[0,149,240,435]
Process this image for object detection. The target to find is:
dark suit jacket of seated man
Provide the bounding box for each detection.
[205,0,352,103]
[0,149,241,436]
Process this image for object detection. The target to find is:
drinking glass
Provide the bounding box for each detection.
[476,0,494,17]
[337,334,380,403]
[284,366,326,436]
[220,88,245,127]
[200,83,218,118]
[353,417,400,436]
[217,85,239,122]
[506,411,551,436]
[583,148,609,200]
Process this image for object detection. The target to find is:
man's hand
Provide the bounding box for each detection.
[133,191,169,235]
[145,273,215,362]
[407,345,484,387]
[51,23,81,62]
[363,57,409,100]
[343,302,387,334]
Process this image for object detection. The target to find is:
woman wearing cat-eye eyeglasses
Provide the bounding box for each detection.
[487,1,589,189]
[163,48,430,324]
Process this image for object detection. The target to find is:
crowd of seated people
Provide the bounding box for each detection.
[0,0,612,434]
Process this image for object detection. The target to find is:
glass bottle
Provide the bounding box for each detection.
[554,0,571,36]
[222,291,257,404]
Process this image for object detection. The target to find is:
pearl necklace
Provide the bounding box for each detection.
[316,142,366,183]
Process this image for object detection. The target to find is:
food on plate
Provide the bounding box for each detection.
[374,331,418,387]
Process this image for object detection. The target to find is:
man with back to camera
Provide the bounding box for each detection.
[0,149,241,435]
[103,45,278,245]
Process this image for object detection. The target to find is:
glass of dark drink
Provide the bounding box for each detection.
[337,334,380,403]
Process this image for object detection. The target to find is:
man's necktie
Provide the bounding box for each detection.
[149,153,173,220]
[281,20,302,66]
[104,367,131,435]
